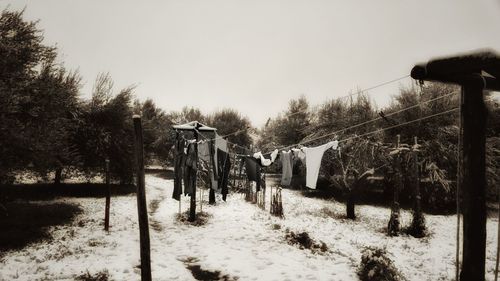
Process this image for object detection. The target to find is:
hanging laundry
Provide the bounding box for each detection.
[217,148,232,201]
[215,134,228,152]
[198,141,211,162]
[302,140,338,189]
[292,148,306,164]
[173,137,186,200]
[280,150,293,186]
[198,141,217,191]
[244,156,261,191]
[183,141,198,196]
[214,134,228,175]
[253,149,279,167]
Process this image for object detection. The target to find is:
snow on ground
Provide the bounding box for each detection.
[0,173,498,281]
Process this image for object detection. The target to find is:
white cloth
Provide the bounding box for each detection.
[215,135,228,152]
[253,149,279,167]
[302,141,338,189]
[292,148,306,164]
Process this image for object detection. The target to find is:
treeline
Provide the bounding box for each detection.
[0,9,252,184]
[256,84,500,211]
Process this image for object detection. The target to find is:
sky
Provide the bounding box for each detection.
[3,0,500,126]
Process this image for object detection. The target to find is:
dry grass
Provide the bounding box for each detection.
[175,211,211,226]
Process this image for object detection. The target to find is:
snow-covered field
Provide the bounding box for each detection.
[0,173,498,281]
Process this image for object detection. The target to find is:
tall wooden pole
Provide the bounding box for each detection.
[189,131,198,222]
[104,159,110,232]
[460,81,487,281]
[133,115,152,281]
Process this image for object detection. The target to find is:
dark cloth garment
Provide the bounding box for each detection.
[183,142,198,196]
[281,151,293,186]
[172,138,186,200]
[209,140,218,181]
[244,156,261,191]
[217,148,231,201]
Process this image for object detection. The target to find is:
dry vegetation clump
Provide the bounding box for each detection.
[75,270,110,281]
[285,230,329,254]
[176,211,211,226]
[358,247,406,281]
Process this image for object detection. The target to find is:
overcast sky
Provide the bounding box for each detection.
[4,0,500,126]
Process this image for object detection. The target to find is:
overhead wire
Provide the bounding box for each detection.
[262,92,457,155]
[196,74,411,145]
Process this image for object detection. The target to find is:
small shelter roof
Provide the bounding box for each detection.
[172,121,217,132]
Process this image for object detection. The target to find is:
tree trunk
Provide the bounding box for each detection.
[346,189,356,219]
[54,167,63,185]
[388,155,402,236]
[409,137,426,237]
[209,188,216,205]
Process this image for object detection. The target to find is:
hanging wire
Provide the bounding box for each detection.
[338,108,459,144]
[199,74,411,144]
[262,93,457,155]
[284,74,410,119]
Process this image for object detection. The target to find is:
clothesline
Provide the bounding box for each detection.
[193,74,411,145]
[260,93,457,155]
[284,74,411,120]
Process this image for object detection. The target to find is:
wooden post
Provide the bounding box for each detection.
[413,137,421,214]
[133,115,152,281]
[189,131,198,222]
[460,82,487,281]
[200,187,203,212]
[388,135,402,236]
[104,159,110,232]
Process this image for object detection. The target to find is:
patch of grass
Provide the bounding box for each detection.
[149,198,162,214]
[0,183,135,201]
[271,223,281,230]
[0,201,82,251]
[75,270,110,281]
[150,219,163,232]
[305,207,347,220]
[181,257,238,281]
[358,247,406,281]
[285,230,329,255]
[176,211,211,226]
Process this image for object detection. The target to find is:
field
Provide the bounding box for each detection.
[0,171,498,281]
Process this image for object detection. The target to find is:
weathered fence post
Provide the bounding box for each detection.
[133,115,152,281]
[460,81,487,281]
[410,52,498,280]
[104,159,110,232]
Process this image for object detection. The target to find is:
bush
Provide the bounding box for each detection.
[359,247,406,281]
[285,230,328,254]
[75,270,110,281]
